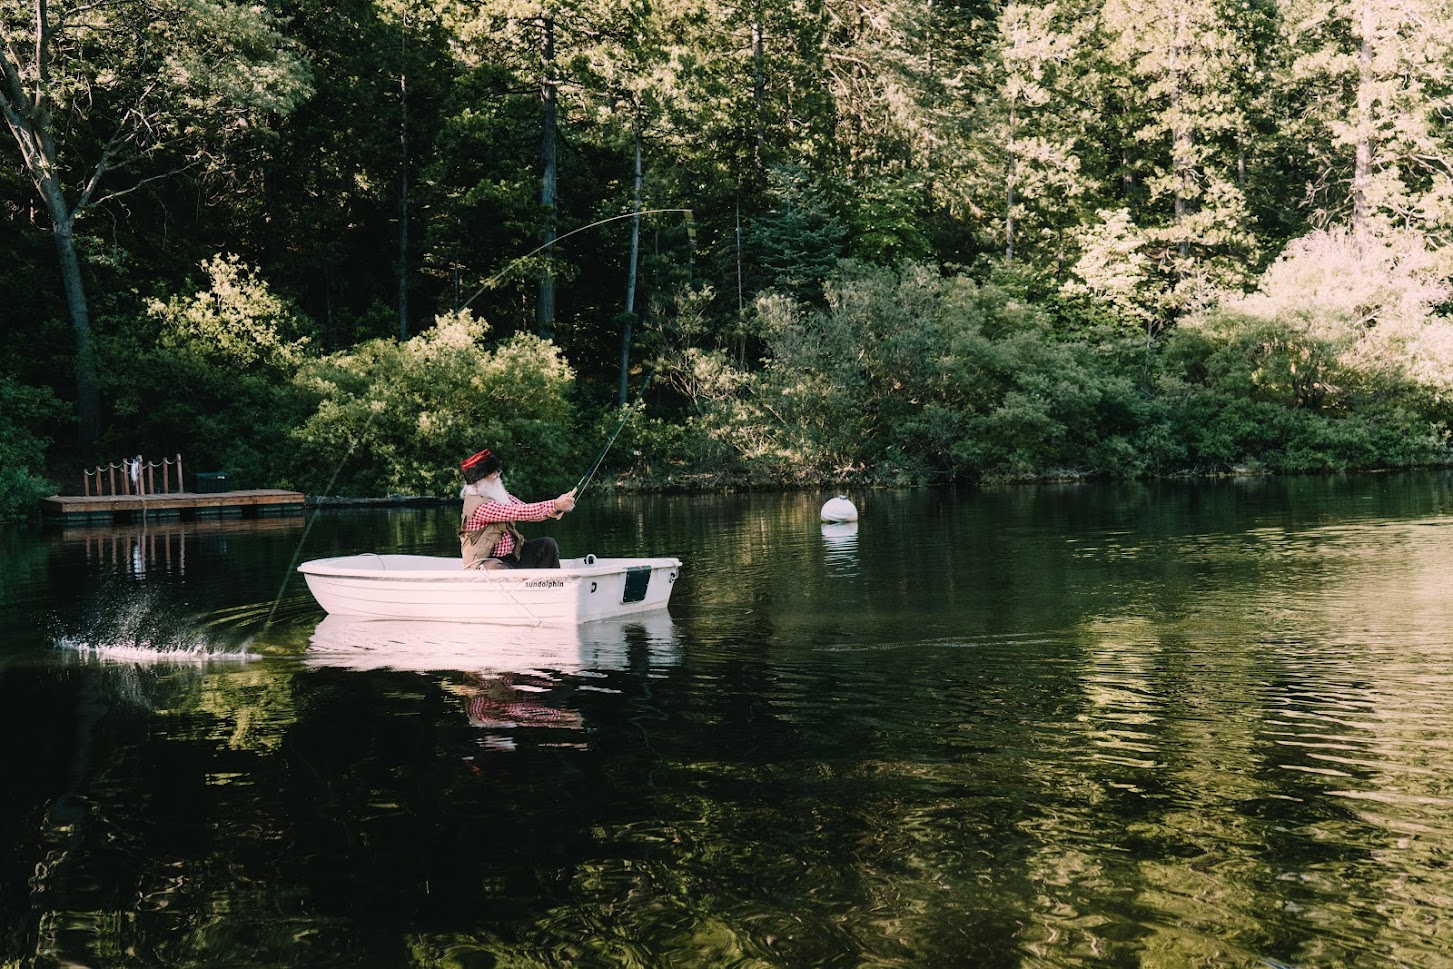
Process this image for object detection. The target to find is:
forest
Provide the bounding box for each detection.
[6,0,1453,520]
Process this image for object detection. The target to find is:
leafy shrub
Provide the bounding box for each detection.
[288,312,577,497]
[1158,306,1453,473]
[1221,228,1453,399]
[680,260,1156,484]
[148,254,313,368]
[103,254,317,485]
[745,262,952,481]
[0,377,63,521]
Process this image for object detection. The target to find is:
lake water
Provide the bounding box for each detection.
[4,475,1453,967]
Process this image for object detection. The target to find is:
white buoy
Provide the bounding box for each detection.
[820,495,858,523]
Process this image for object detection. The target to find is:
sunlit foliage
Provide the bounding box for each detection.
[8,0,1453,505]
[101,256,316,488]
[288,312,578,498]
[670,258,1453,484]
[149,255,314,370]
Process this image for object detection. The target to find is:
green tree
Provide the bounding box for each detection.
[992,0,1098,267]
[0,0,312,452]
[444,0,656,345]
[745,163,848,303]
[1282,0,1453,242]
[449,0,607,337]
[1096,0,1262,307]
[105,255,316,483]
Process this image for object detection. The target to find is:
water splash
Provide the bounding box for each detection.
[52,587,254,665]
[55,633,249,665]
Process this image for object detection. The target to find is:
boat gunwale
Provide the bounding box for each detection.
[298,554,682,583]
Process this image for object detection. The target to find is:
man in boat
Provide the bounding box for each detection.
[458,449,576,569]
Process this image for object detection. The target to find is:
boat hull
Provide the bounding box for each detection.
[298,554,682,624]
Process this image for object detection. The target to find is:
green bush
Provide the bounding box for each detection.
[288,312,578,497]
[0,377,63,521]
[102,254,317,486]
[1157,311,1453,473]
[734,261,1153,483]
[939,297,1147,480]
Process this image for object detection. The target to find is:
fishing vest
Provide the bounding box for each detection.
[459,492,523,570]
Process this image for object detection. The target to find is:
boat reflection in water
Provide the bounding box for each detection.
[305,611,681,675]
[306,612,681,748]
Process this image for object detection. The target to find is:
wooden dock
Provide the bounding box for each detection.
[42,489,306,527]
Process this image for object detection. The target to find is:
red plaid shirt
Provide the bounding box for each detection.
[464,495,558,558]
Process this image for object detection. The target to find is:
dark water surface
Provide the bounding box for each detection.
[4,476,1453,967]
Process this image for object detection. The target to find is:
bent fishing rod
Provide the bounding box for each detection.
[461,209,694,311]
[573,364,658,500]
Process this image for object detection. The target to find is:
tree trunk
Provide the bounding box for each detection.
[397,13,411,340]
[537,15,558,339]
[752,4,765,180]
[28,155,101,450]
[1005,98,1017,262]
[619,112,643,407]
[735,192,745,315]
[52,213,101,451]
[1353,0,1374,242]
[1171,10,1190,262]
[923,0,936,204]
[324,264,336,352]
[1173,122,1191,261]
[2,12,100,451]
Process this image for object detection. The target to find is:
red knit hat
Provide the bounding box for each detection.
[461,449,502,483]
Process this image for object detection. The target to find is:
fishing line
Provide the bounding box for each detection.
[264,361,649,629]
[460,208,694,311]
[480,572,544,627]
[573,364,657,499]
[263,411,374,631]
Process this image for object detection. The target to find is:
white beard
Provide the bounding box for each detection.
[464,476,511,505]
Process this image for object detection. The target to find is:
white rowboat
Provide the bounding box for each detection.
[298,554,682,624]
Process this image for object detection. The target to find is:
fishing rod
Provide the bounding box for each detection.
[461,209,695,311]
[573,363,658,499]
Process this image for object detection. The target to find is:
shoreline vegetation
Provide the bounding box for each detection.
[126,458,1453,524]
[8,3,1453,522]
[9,253,1453,523]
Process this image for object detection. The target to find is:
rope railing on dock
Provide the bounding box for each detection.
[83,454,185,497]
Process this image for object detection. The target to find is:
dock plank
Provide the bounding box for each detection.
[43,489,306,526]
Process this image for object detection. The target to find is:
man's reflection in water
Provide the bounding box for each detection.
[445,671,585,752]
